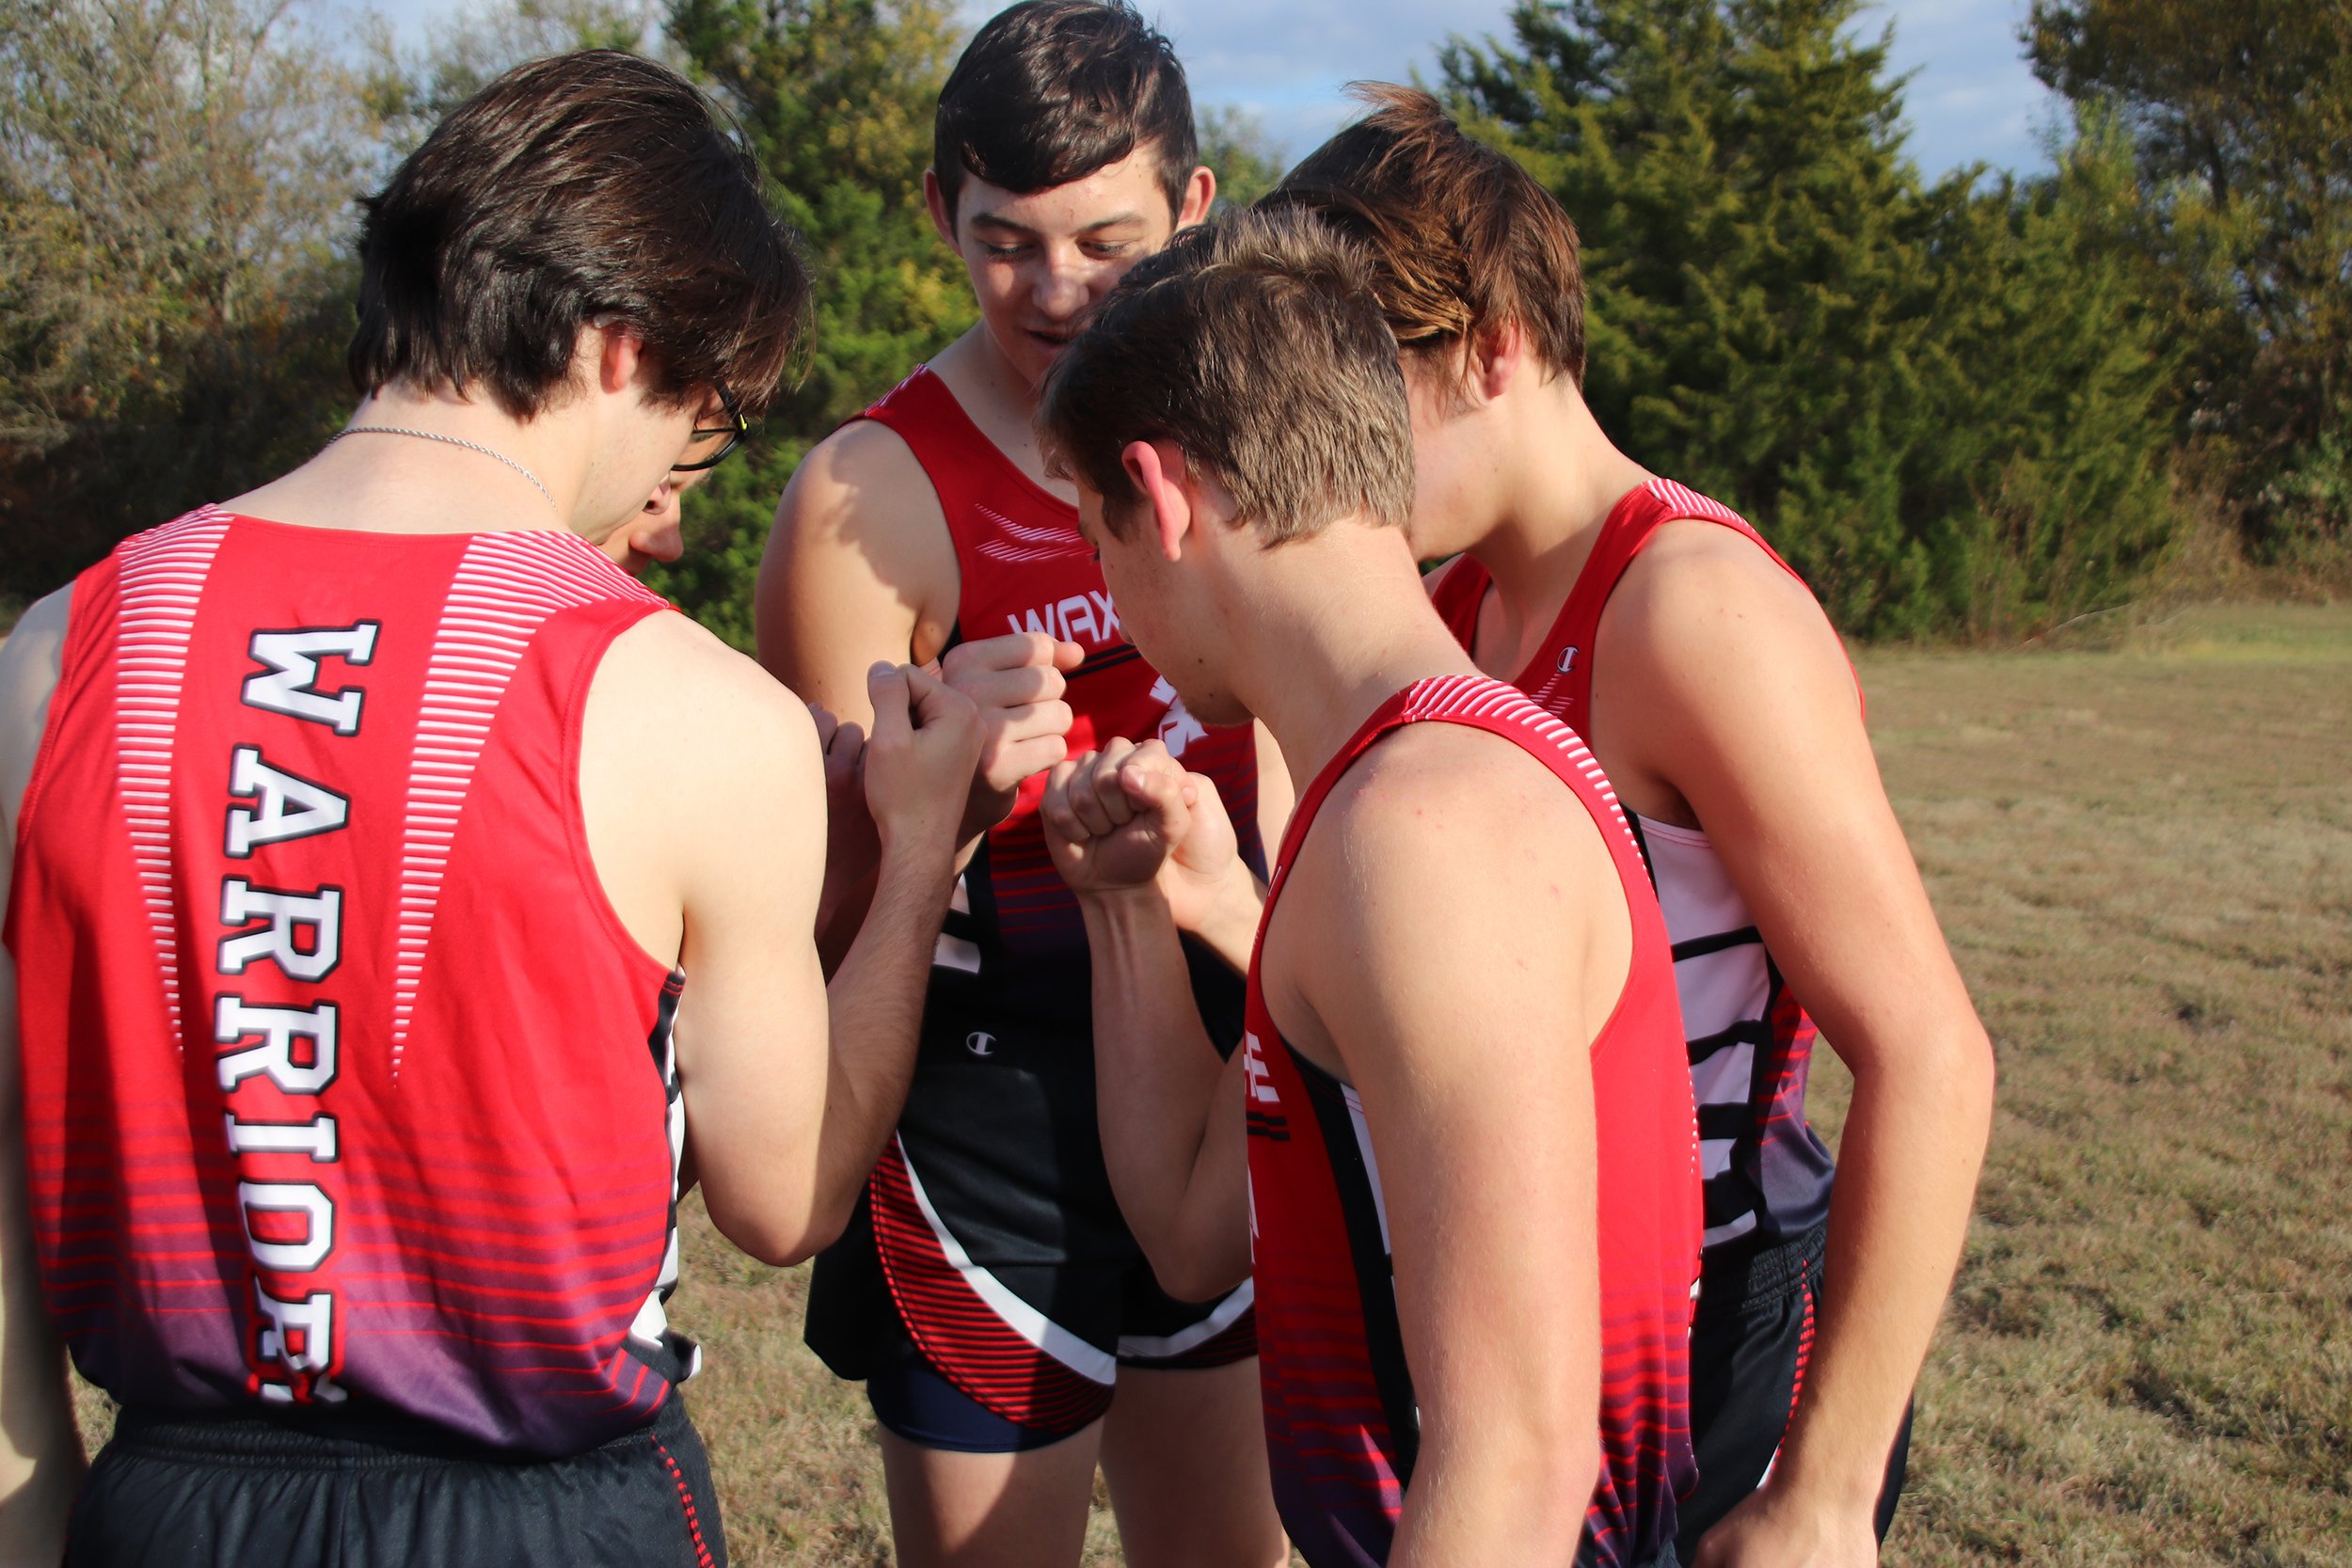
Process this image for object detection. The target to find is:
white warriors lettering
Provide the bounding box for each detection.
[213,621,375,1404]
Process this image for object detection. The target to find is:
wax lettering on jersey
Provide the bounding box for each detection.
[213,621,373,1405]
[1003,589,1122,650]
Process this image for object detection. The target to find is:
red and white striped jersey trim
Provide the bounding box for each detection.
[1393,673,1645,869]
[111,507,233,1041]
[973,504,1091,565]
[389,531,663,1072]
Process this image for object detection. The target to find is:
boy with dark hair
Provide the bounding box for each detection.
[755,5,1286,1565]
[1261,86,1997,1567]
[0,50,982,1567]
[1033,207,1702,1568]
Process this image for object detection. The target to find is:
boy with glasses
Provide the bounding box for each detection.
[0,51,981,1566]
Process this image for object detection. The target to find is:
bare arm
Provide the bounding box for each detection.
[1043,742,1253,1300]
[1271,729,1627,1568]
[586,618,977,1266]
[1167,720,1289,976]
[1605,535,1995,1566]
[756,422,1077,881]
[0,588,87,1556]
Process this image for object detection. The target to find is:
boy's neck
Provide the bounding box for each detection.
[221,385,596,541]
[1233,522,1483,789]
[1460,380,1651,661]
[930,325,1073,499]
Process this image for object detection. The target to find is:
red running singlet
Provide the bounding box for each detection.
[8,511,697,1459]
[804,367,1263,1435]
[1430,479,1851,1263]
[1242,674,1701,1568]
[856,366,1262,986]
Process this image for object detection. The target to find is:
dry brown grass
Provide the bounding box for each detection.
[68,604,2352,1564]
[1817,603,2352,1566]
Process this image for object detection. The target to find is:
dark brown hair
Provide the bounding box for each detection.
[1037,209,1414,545]
[1263,83,1586,388]
[348,50,809,420]
[934,1,1198,222]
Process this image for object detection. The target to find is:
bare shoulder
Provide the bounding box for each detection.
[1304,721,1605,909]
[1604,519,1854,717]
[775,418,948,552]
[593,609,817,770]
[0,587,73,701]
[0,586,75,809]
[1273,719,1624,1075]
[762,416,957,673]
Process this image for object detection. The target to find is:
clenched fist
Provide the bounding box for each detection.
[1040,738,1244,931]
[863,661,984,853]
[938,631,1084,835]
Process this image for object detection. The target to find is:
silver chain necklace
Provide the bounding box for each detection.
[327,425,556,511]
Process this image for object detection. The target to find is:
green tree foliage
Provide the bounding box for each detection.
[362,0,666,154]
[2027,0,2352,556]
[1200,105,1285,212]
[652,0,973,645]
[1444,0,2182,636]
[0,0,378,603]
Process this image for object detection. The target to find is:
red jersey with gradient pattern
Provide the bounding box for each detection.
[1429,479,1849,1263]
[8,511,697,1459]
[854,367,1261,1007]
[1243,674,1700,1568]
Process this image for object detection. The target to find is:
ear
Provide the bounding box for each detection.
[1466,318,1527,404]
[923,168,957,249]
[600,483,686,577]
[1176,165,1216,230]
[1122,439,1195,563]
[596,323,648,396]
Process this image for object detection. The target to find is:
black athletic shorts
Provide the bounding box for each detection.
[806,938,1255,1451]
[1676,1220,1912,1560]
[67,1393,723,1568]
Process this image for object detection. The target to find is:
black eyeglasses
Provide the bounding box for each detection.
[673,382,749,472]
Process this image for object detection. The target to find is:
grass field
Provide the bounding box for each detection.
[69,603,2352,1564]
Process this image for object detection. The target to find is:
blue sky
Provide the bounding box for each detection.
[373,0,2058,180]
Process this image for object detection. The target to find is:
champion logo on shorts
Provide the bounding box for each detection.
[965,1032,998,1057]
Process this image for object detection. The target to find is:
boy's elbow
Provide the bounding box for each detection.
[705,1188,837,1271]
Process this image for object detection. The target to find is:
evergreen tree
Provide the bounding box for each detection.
[2028,0,2352,557]
[1446,0,2183,636]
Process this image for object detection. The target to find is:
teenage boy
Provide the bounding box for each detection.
[1263,87,1997,1566]
[1034,209,1701,1568]
[755,5,1285,1565]
[0,52,981,1567]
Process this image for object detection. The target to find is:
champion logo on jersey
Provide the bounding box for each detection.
[965,1032,998,1058]
[1557,644,1581,674]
